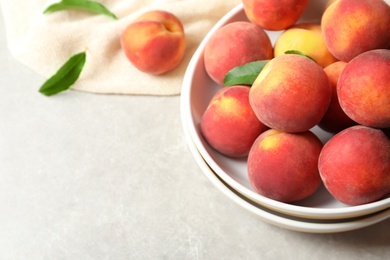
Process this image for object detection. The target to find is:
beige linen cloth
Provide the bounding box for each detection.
[1,0,241,95]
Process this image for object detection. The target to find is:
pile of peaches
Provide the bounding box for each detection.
[200,0,390,206]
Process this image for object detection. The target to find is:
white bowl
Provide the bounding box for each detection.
[181,1,390,220]
[181,104,390,233]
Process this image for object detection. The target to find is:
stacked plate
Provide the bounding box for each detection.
[180,1,390,233]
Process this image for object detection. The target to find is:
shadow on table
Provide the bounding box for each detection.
[289,217,390,247]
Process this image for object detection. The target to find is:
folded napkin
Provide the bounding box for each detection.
[1,0,241,95]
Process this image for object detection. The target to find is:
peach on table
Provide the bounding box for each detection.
[120,10,186,75]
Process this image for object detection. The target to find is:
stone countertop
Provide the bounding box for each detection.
[0,9,389,260]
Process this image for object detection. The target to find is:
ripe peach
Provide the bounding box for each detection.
[200,85,268,157]
[204,21,273,86]
[120,10,186,75]
[242,0,309,31]
[247,129,323,203]
[274,23,338,68]
[318,125,390,206]
[318,61,357,133]
[249,54,332,133]
[321,0,390,62]
[338,49,390,128]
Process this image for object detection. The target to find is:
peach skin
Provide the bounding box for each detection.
[249,54,332,133]
[274,23,338,68]
[242,0,309,30]
[321,0,390,62]
[337,49,390,128]
[318,61,357,133]
[204,21,273,86]
[248,129,323,203]
[201,85,268,157]
[120,10,186,75]
[319,125,390,206]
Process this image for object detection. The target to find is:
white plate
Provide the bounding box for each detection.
[181,1,390,220]
[181,99,390,233]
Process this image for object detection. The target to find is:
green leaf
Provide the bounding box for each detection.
[223,60,270,86]
[43,0,118,20]
[284,50,316,63]
[39,52,86,96]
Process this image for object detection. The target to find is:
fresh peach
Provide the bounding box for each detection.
[200,85,268,157]
[204,21,273,86]
[247,129,323,203]
[318,61,357,133]
[337,49,390,128]
[318,125,390,206]
[242,0,309,31]
[274,23,338,68]
[321,0,390,62]
[249,54,332,133]
[120,10,186,75]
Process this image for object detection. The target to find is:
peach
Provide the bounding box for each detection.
[337,49,390,128]
[274,23,338,68]
[321,0,390,62]
[249,54,332,133]
[120,10,186,75]
[247,129,323,202]
[242,0,309,31]
[200,85,268,157]
[318,61,357,133]
[318,125,390,206]
[204,21,273,86]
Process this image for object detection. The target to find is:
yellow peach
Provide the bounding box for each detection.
[274,23,338,67]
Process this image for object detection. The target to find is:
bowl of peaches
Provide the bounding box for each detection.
[180,0,390,233]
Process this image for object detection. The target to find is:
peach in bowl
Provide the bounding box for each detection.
[180,0,390,220]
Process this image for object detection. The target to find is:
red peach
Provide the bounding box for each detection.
[247,129,323,202]
[318,61,357,133]
[120,10,186,75]
[204,21,273,86]
[242,0,310,31]
[249,54,332,132]
[318,125,390,206]
[321,0,390,62]
[337,49,390,128]
[201,85,268,157]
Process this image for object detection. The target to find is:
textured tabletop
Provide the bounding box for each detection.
[0,6,389,260]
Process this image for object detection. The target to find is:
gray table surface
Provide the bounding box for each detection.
[1,7,389,260]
